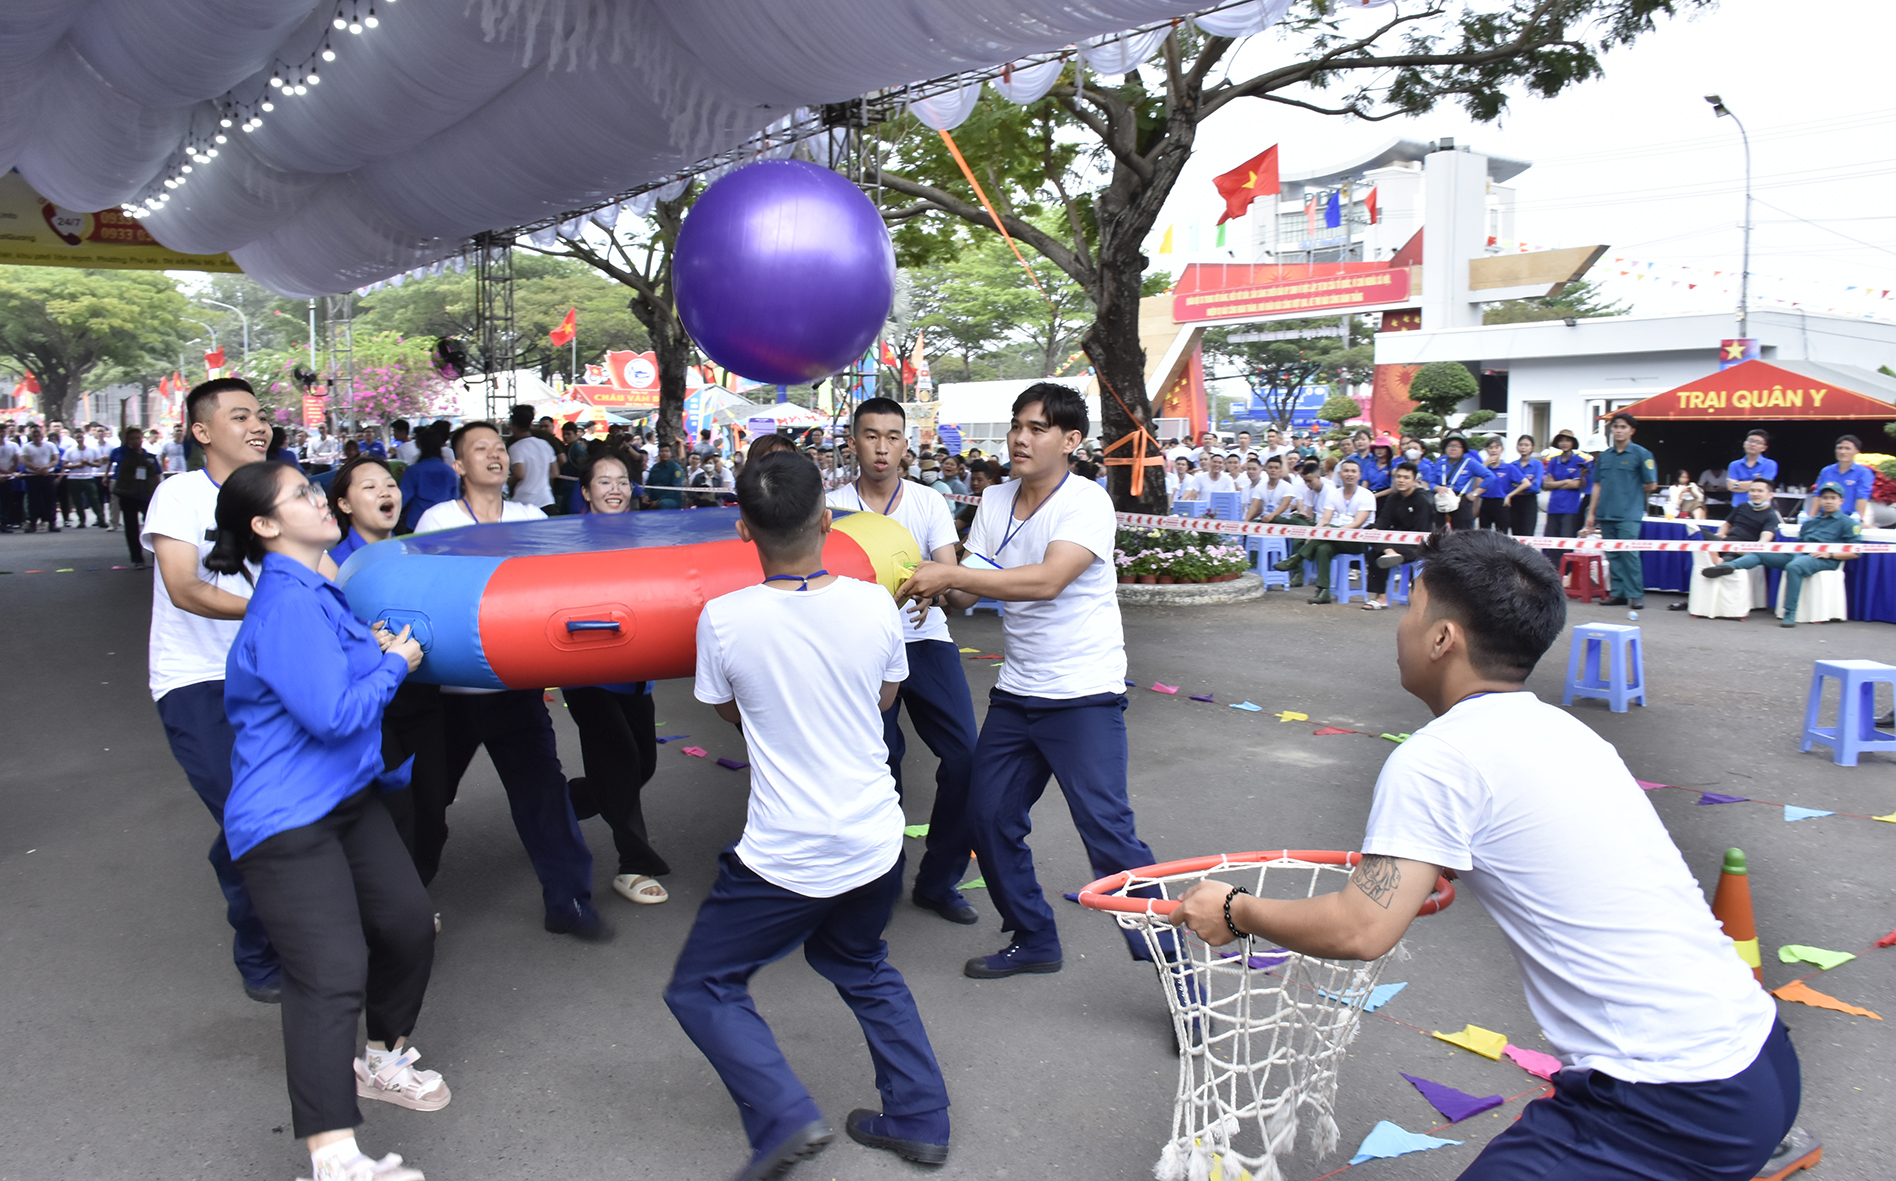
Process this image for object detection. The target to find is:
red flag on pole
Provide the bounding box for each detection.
[1364,188,1379,225]
[204,347,226,371]
[549,307,577,347]
[1304,196,1317,237]
[1211,146,1279,225]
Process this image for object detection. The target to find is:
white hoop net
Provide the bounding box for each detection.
[1082,853,1402,1181]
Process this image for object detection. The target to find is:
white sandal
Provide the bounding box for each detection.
[613,874,669,904]
[355,1046,451,1112]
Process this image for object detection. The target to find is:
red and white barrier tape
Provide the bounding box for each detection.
[637,484,1894,556]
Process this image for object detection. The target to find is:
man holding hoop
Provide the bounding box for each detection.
[897,383,1158,979]
[1170,529,1797,1180]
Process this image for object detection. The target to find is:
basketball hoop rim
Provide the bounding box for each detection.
[1075,849,1455,919]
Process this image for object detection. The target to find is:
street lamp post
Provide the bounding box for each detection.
[194,297,250,364]
[1705,95,1752,340]
[183,318,219,364]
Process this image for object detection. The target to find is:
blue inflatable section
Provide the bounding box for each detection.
[386,507,744,558]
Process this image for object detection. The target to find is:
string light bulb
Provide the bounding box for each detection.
[219,117,233,128]
[322,46,336,61]
[214,133,227,143]
[269,75,283,88]
[349,21,362,33]
[293,83,307,95]
[306,72,320,85]
[333,15,347,29]
[260,100,274,111]
[180,164,192,173]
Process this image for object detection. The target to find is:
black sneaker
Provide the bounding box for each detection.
[845,1108,949,1165]
[964,943,1062,979]
[244,980,282,1005]
[1309,589,1333,605]
[734,1120,834,1181]
[912,891,978,925]
[1701,565,1737,579]
[544,899,612,942]
[1629,598,1645,610]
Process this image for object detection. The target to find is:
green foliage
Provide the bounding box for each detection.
[1407,361,1480,420]
[0,267,191,423]
[1459,408,1498,430]
[1203,318,1372,427]
[1483,277,1629,324]
[1113,526,1250,581]
[907,226,1092,381]
[1399,411,1443,439]
[1317,394,1363,425]
[1883,420,1896,442]
[235,331,449,426]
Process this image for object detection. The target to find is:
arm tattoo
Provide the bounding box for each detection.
[1353,855,1401,909]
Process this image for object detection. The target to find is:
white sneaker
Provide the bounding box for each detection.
[355,1046,451,1112]
[301,1150,425,1181]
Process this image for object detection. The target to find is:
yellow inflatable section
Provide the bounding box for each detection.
[831,509,923,598]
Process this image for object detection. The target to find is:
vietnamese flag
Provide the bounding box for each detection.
[1212,145,1279,225]
[549,307,577,347]
[204,346,226,371]
[879,339,899,368]
[1365,187,1378,225]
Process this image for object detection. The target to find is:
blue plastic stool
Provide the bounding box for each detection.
[1328,553,1368,604]
[964,599,1004,617]
[1250,537,1290,589]
[1562,623,1646,712]
[1801,660,1896,766]
[1389,562,1419,606]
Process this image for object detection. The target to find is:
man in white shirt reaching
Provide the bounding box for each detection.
[1273,456,1375,604]
[1171,528,1800,1181]
[830,398,982,927]
[504,404,558,511]
[898,383,1161,979]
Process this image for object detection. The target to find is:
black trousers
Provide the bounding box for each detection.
[1367,544,1421,593]
[24,474,56,526]
[118,495,149,564]
[562,686,668,878]
[237,788,435,1139]
[1446,498,1477,531]
[0,477,22,527]
[379,681,449,883]
[1477,497,1510,531]
[1509,497,1540,537]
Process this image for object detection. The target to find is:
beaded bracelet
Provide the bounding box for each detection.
[1224,884,1250,941]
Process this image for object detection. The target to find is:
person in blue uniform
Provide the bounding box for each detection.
[326,456,403,564]
[395,422,459,532]
[1505,434,1546,536]
[1357,436,1394,496]
[1477,437,1515,531]
[211,461,448,1181]
[1434,435,1490,532]
[1815,435,1875,521]
[563,452,672,907]
[1703,482,1861,627]
[671,451,952,1181]
[1582,412,1659,609]
[1725,430,1777,497]
[1541,430,1590,543]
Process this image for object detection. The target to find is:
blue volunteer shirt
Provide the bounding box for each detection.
[1480,457,1514,500]
[1438,455,1492,495]
[1354,452,1390,491]
[398,457,460,530]
[1728,455,1777,486]
[223,553,410,860]
[1545,454,1591,515]
[1815,463,1874,513]
[328,525,375,566]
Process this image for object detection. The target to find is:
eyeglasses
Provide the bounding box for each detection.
[270,483,329,512]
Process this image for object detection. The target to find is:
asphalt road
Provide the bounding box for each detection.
[2,524,1890,1181]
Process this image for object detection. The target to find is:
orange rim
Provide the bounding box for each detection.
[1075,849,1455,920]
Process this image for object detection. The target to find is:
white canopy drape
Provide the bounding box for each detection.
[0,0,1282,295]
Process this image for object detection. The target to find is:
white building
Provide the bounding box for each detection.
[935,378,1102,453]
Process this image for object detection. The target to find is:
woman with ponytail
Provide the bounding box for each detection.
[327,455,404,565]
[212,462,449,1181]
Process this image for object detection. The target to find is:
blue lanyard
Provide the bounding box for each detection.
[997,472,1068,555]
[855,478,899,516]
[763,569,828,591]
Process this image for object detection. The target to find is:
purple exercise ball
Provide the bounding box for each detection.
[673,159,895,387]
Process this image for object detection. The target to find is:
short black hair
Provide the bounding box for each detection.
[186,377,255,426]
[449,420,501,459]
[852,397,906,430]
[1337,457,1361,472]
[391,419,410,433]
[1609,411,1637,429]
[736,450,823,559]
[1745,429,1770,445]
[1416,529,1565,680]
[966,460,994,479]
[1749,477,1775,491]
[747,432,797,463]
[1013,382,1088,437]
[1836,433,1862,449]
[1394,460,1419,477]
[508,404,534,430]
[1299,460,1320,476]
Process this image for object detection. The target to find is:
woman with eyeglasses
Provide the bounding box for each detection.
[559,451,671,905]
[208,462,448,1181]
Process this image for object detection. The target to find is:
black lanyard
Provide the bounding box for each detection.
[763,570,828,591]
[997,473,1068,555]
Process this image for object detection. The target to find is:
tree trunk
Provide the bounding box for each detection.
[651,310,690,452]
[1082,248,1166,515]
[34,362,76,427]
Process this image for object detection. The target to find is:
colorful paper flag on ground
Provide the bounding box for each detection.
[1313,726,1358,736]
[1778,945,1856,971]
[1876,929,1896,948]
[716,758,748,771]
[1231,701,1263,712]
[681,746,708,758]
[1224,949,1292,971]
[1275,710,1308,722]
[1189,694,1215,703]
[959,647,979,653]
[1152,683,1179,694]
[1784,805,1834,821]
[1635,779,1669,791]
[1502,1045,1564,1080]
[903,824,930,839]
[1364,981,1407,1012]
[1873,811,1896,823]
[656,735,689,743]
[1349,1121,1463,1166]
[1401,1074,1504,1123]
[1433,1024,1509,1059]
[963,877,987,890]
[1771,979,1882,1020]
[1381,732,1411,743]
[1697,792,1750,805]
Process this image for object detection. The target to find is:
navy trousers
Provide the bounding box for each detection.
[1462,1021,1799,1180]
[155,679,281,989]
[967,690,1155,958]
[440,689,593,919]
[883,639,980,904]
[664,850,949,1153]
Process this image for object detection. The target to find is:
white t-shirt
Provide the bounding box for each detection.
[1317,483,1376,526]
[1250,478,1297,516]
[413,498,546,532]
[694,578,909,898]
[0,441,19,474]
[965,476,1125,699]
[1291,479,1326,518]
[395,439,421,465]
[827,481,957,646]
[507,436,557,508]
[160,441,187,473]
[71,442,109,477]
[20,440,59,472]
[1185,472,1236,499]
[142,470,256,701]
[1362,692,1777,1085]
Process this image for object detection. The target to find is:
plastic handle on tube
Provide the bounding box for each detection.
[564,620,621,633]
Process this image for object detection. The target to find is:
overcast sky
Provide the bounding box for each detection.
[1149,0,1896,325]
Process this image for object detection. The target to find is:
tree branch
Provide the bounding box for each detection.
[1259,93,1408,121]
[875,168,1093,289]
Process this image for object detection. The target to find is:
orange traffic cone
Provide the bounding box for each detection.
[1712,848,1763,985]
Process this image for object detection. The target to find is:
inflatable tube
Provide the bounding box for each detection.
[337,508,920,690]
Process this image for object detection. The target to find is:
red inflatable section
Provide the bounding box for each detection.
[479,531,880,688]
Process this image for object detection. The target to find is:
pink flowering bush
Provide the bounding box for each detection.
[1114,527,1250,581]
